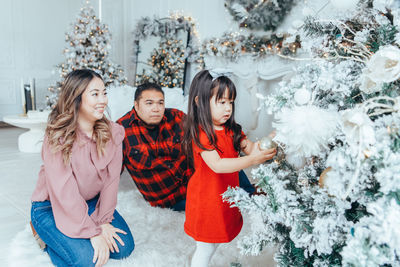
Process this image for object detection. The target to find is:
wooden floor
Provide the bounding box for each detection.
[0,126,136,265]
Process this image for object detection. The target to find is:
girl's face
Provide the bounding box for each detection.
[209,88,233,129]
[79,77,108,123]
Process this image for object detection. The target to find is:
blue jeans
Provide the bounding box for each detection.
[172,170,255,211]
[31,195,134,267]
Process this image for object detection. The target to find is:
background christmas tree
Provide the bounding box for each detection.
[135,38,186,88]
[47,2,127,107]
[224,0,295,31]
[224,0,400,266]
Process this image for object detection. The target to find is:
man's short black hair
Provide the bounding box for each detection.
[134,82,164,101]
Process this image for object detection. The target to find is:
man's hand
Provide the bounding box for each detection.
[90,234,109,267]
[100,223,127,253]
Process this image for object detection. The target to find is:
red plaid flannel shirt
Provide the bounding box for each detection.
[117,108,193,208]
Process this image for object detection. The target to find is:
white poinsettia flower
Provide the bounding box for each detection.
[366,45,400,83]
[341,108,376,147]
[359,69,382,94]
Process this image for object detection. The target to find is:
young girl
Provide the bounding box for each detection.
[30,69,134,267]
[183,70,276,267]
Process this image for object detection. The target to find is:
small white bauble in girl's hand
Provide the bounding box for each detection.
[330,0,358,11]
[294,88,311,105]
[259,136,278,150]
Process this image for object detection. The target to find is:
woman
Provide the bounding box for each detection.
[30,69,134,266]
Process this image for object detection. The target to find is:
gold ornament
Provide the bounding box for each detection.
[318,167,332,188]
[259,136,278,150]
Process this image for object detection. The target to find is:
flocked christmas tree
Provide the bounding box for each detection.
[135,38,186,88]
[47,1,127,107]
[224,0,400,266]
[224,0,295,31]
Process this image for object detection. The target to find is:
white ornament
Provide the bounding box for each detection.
[294,88,311,105]
[341,108,376,148]
[366,45,400,83]
[318,167,334,192]
[319,166,343,197]
[330,0,358,11]
[286,153,306,169]
[273,105,340,159]
[259,136,277,150]
[359,69,382,94]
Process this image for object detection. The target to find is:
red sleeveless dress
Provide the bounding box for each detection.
[184,127,243,243]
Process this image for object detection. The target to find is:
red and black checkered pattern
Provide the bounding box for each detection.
[117,108,193,208]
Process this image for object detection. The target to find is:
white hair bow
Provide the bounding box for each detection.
[208,68,233,81]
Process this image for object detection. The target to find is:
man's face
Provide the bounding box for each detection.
[134,89,165,127]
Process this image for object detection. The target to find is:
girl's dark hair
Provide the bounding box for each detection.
[183,70,242,161]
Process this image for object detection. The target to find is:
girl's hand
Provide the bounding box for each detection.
[100,223,127,253]
[268,130,276,139]
[250,145,276,165]
[90,234,109,267]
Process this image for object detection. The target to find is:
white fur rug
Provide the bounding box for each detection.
[8,188,276,267]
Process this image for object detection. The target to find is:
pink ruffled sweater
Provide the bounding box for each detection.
[31,122,125,238]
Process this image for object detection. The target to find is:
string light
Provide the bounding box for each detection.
[203,33,300,60]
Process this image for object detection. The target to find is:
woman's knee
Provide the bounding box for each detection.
[110,210,134,258]
[47,244,94,267]
[111,233,135,259]
[70,253,95,267]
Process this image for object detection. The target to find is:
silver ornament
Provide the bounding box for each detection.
[259,136,277,150]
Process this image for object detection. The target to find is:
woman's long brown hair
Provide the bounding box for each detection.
[46,69,112,164]
[183,70,242,162]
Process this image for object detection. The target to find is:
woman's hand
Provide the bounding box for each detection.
[100,223,127,253]
[90,234,109,267]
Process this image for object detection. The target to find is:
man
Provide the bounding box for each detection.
[117,83,255,211]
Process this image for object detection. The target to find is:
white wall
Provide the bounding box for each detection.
[0,0,84,118]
